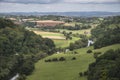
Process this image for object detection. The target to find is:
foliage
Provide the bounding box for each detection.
[0,18,15,29]
[0,18,55,80]
[19,58,35,75]
[39,24,91,30]
[17,74,26,80]
[69,37,88,50]
[79,72,83,77]
[88,49,120,80]
[52,58,58,62]
[71,57,76,60]
[87,50,92,53]
[59,57,66,61]
[44,59,52,62]
[91,16,120,49]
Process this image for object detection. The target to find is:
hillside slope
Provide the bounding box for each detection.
[26,44,120,80]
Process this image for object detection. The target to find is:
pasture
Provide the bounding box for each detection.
[53,37,80,48]
[26,44,120,80]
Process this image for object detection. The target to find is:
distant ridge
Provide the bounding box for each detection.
[0,12,120,17]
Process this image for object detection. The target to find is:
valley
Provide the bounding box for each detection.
[26,44,120,80]
[0,15,120,80]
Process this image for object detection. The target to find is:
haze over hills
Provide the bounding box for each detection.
[0,12,120,17]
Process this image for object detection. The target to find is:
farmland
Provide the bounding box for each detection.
[27,28,92,48]
[32,30,80,48]
[33,30,66,40]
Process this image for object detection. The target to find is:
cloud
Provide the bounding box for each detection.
[0,0,120,12]
[0,0,61,4]
[0,2,120,12]
[64,0,120,4]
[0,0,120,4]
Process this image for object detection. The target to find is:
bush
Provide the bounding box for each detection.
[52,58,58,62]
[72,57,76,60]
[87,50,92,53]
[74,51,78,54]
[83,71,88,76]
[44,59,51,62]
[79,72,83,77]
[59,57,66,61]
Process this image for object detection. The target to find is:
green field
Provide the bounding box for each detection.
[26,44,120,80]
[54,37,80,48]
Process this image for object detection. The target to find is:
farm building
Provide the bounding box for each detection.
[35,20,65,27]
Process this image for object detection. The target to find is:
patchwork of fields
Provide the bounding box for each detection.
[27,28,91,48]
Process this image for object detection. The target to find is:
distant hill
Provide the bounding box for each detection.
[0,12,120,17]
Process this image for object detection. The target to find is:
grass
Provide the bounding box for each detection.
[26,44,120,80]
[54,37,80,48]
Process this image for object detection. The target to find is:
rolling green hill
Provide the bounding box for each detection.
[26,44,120,80]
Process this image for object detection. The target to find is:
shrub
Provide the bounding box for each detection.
[83,71,88,76]
[79,72,83,77]
[45,59,51,62]
[74,51,78,54]
[72,57,76,60]
[52,58,58,62]
[59,57,66,61]
[87,50,92,53]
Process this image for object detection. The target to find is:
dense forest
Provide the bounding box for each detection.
[88,49,120,80]
[0,18,55,80]
[91,16,120,49]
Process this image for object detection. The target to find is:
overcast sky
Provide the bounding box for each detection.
[0,0,120,13]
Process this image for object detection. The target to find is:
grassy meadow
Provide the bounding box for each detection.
[26,44,120,80]
[53,37,80,48]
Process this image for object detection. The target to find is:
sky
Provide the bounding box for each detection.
[0,0,120,13]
